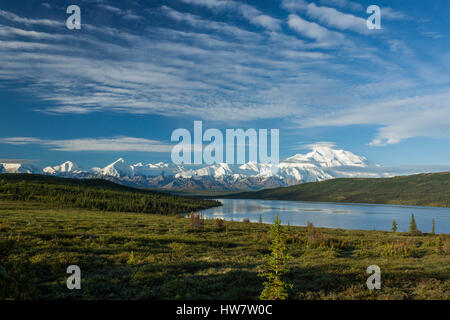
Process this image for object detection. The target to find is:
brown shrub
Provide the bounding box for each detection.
[215,218,225,230]
[189,212,205,230]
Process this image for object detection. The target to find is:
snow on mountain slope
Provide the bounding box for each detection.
[0,163,38,174]
[43,161,84,174]
[176,163,235,179]
[133,162,176,176]
[100,158,134,177]
[0,145,392,190]
[285,145,368,168]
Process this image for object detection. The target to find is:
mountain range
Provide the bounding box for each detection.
[0,145,426,191]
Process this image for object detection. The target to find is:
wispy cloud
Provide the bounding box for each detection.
[382,7,408,21]
[0,9,62,27]
[0,137,173,152]
[0,4,448,149]
[98,4,142,20]
[283,1,369,35]
[179,0,282,31]
[160,5,259,39]
[318,0,363,11]
[287,14,345,45]
[297,92,450,146]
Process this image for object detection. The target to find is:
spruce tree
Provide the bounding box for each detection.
[392,220,398,232]
[409,214,418,233]
[431,219,435,235]
[258,214,292,300]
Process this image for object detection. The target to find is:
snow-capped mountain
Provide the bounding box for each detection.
[43,161,84,174]
[284,145,368,167]
[0,145,395,190]
[0,163,38,174]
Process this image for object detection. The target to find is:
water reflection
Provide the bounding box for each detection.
[199,199,450,233]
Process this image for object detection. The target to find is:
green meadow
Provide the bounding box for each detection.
[1,201,449,300]
[0,174,448,300]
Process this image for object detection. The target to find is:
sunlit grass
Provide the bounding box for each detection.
[0,201,448,300]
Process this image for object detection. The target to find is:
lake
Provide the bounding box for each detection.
[199,199,450,233]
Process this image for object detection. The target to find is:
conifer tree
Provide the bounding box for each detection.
[258,214,292,300]
[431,219,435,235]
[409,214,418,233]
[392,220,398,232]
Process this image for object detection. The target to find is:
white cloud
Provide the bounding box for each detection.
[303,141,337,149]
[382,7,408,21]
[180,0,281,31]
[0,7,447,150]
[98,4,123,15]
[0,9,62,27]
[0,137,173,152]
[98,4,142,20]
[287,14,345,45]
[298,92,450,146]
[283,1,369,35]
[160,6,259,39]
[387,39,413,55]
[303,3,369,34]
[318,0,363,11]
[0,25,68,40]
[281,0,308,12]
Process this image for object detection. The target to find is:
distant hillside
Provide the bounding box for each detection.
[226,172,450,208]
[0,174,220,214]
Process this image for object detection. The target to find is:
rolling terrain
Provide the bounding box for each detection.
[226,172,450,208]
[0,201,448,299]
[0,173,448,299]
[0,174,220,215]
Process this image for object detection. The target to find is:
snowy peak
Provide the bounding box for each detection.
[44,161,83,174]
[176,163,235,179]
[286,146,368,168]
[0,162,38,174]
[101,158,133,177]
[0,145,388,190]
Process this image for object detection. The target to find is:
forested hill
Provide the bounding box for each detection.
[0,174,220,214]
[225,172,450,208]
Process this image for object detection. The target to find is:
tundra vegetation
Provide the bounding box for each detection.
[0,175,449,300]
[227,172,450,208]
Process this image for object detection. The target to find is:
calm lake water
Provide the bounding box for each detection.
[199,199,450,233]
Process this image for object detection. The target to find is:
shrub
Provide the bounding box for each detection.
[392,220,398,232]
[127,251,135,265]
[215,218,225,230]
[189,212,205,230]
[242,218,250,223]
[380,240,417,257]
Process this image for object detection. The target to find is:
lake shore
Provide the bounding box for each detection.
[1,201,449,300]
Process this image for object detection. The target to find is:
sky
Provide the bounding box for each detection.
[0,0,449,169]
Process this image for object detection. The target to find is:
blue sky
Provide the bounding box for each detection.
[0,0,449,169]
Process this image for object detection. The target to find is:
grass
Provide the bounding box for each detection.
[226,172,450,208]
[1,200,449,300]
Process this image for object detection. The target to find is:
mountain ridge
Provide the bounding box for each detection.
[0,145,434,190]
